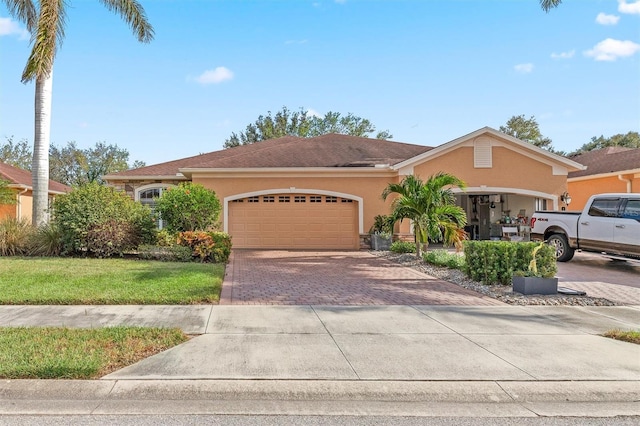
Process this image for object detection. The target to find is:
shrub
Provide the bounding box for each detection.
[0,217,33,256]
[390,240,416,254]
[155,182,222,233]
[86,219,137,258]
[51,182,157,256]
[156,229,179,247]
[177,231,232,263]
[463,241,557,285]
[29,222,64,256]
[423,249,465,270]
[137,244,193,262]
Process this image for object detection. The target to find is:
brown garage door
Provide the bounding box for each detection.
[229,194,358,249]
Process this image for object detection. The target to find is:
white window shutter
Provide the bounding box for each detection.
[474,138,492,168]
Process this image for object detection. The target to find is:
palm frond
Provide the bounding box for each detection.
[100,0,155,43]
[540,0,562,12]
[4,0,38,32]
[21,0,66,82]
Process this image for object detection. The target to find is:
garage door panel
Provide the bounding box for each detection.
[229,194,358,249]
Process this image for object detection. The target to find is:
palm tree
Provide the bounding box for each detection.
[382,173,468,257]
[540,0,563,12]
[3,0,154,225]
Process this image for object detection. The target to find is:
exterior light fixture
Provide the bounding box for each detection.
[560,192,572,206]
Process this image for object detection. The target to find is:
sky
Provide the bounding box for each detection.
[1,0,639,166]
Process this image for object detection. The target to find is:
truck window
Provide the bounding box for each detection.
[588,198,620,217]
[622,200,640,220]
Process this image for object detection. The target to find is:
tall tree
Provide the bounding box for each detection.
[224,106,392,148]
[0,136,32,170]
[382,173,467,257]
[3,0,154,225]
[569,131,640,156]
[500,115,554,150]
[0,179,17,205]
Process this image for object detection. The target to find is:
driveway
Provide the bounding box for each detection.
[556,251,640,305]
[220,250,503,306]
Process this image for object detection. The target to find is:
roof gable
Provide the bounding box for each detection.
[0,162,71,194]
[568,147,640,178]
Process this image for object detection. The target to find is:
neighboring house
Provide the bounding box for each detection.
[0,162,71,222]
[567,147,640,211]
[104,127,585,250]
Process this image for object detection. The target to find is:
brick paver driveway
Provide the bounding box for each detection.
[220,250,503,306]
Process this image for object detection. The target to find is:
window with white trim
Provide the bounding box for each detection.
[137,186,170,229]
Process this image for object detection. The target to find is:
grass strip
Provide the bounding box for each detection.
[603,329,640,345]
[0,257,223,304]
[0,326,188,379]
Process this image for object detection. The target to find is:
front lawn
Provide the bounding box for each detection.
[0,257,224,304]
[0,326,188,379]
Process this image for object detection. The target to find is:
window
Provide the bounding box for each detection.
[263,196,275,203]
[622,199,640,220]
[294,196,306,203]
[588,198,620,217]
[231,199,244,203]
[310,196,322,203]
[325,196,337,203]
[279,196,290,203]
[341,199,353,203]
[137,186,170,229]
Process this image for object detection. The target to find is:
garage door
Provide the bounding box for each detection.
[229,194,358,249]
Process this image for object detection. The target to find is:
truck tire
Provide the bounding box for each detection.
[547,234,575,262]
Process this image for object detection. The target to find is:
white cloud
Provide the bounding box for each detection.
[584,38,640,61]
[305,108,322,118]
[194,67,234,84]
[0,16,29,40]
[618,0,640,14]
[596,12,620,25]
[514,63,534,73]
[551,50,575,59]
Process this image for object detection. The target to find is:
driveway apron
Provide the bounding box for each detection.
[220,250,503,306]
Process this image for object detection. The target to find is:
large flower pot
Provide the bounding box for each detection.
[371,234,392,251]
[512,276,558,295]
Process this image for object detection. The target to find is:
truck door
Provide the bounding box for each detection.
[614,198,640,256]
[578,197,619,253]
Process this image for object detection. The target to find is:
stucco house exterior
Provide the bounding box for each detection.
[104,127,585,250]
[0,161,71,222]
[567,147,640,210]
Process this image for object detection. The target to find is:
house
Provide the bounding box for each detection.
[104,127,585,249]
[0,161,71,222]
[567,147,640,210]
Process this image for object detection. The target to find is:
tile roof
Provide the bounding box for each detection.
[0,162,71,193]
[568,146,640,178]
[108,134,434,177]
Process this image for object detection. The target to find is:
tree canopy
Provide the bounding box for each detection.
[224,106,393,148]
[499,115,554,151]
[568,132,640,156]
[0,138,145,186]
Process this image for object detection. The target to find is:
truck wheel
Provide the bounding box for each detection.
[547,234,575,262]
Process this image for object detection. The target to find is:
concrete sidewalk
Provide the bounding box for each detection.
[0,304,639,417]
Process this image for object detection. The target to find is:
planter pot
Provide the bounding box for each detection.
[371,234,392,251]
[512,276,558,295]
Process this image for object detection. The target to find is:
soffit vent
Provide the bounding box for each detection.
[474,137,492,168]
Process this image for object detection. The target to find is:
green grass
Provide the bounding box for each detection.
[0,326,188,379]
[423,249,465,270]
[0,257,224,304]
[603,329,640,345]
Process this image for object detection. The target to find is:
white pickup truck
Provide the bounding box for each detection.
[530,193,640,262]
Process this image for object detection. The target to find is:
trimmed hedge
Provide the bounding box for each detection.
[463,241,557,285]
[390,240,416,254]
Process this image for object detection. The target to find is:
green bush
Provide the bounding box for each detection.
[51,183,157,256]
[423,249,465,270]
[390,240,416,253]
[156,229,179,247]
[463,241,557,285]
[137,244,193,262]
[0,217,33,256]
[155,182,222,233]
[29,222,64,256]
[177,231,232,263]
[86,219,137,258]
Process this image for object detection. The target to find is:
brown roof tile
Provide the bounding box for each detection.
[108,134,434,177]
[568,146,640,178]
[0,162,71,193]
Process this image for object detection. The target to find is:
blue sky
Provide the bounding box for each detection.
[1,0,639,166]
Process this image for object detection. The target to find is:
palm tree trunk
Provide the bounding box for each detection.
[31,70,53,226]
